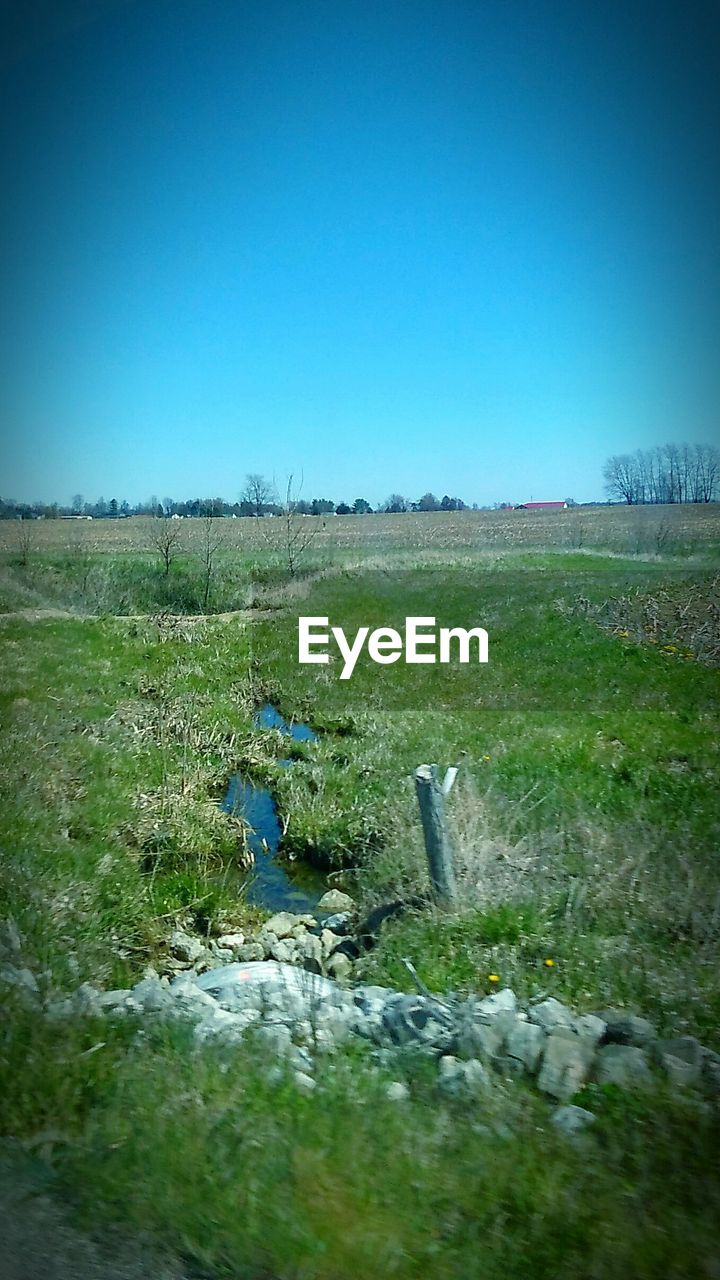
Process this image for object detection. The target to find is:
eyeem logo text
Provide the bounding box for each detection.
[298,616,489,680]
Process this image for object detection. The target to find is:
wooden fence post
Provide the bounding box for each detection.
[414,763,457,904]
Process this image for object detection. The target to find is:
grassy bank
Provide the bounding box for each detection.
[1,540,719,1277]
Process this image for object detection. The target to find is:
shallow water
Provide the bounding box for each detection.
[221,705,325,912]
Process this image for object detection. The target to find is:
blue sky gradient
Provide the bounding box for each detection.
[1,0,718,506]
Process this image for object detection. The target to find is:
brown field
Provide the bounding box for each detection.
[1,502,719,561]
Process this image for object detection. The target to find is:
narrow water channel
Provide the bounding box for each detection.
[221,704,327,912]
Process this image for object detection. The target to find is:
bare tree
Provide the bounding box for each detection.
[603,455,639,504]
[282,474,319,576]
[198,516,226,611]
[150,519,183,576]
[605,443,719,505]
[16,518,37,567]
[242,473,274,517]
[693,443,719,503]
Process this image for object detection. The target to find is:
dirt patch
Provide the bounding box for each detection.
[0,1142,194,1280]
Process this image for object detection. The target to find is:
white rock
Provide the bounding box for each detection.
[270,938,299,965]
[264,912,303,940]
[320,929,339,958]
[504,1021,545,1073]
[326,953,353,983]
[595,1044,654,1090]
[477,988,517,1017]
[130,976,174,1013]
[169,930,206,964]
[537,1029,595,1100]
[293,932,323,968]
[574,1014,606,1045]
[437,1055,488,1098]
[217,932,245,951]
[552,1105,596,1137]
[317,890,355,913]
[385,1081,410,1101]
[256,1023,293,1055]
[529,998,575,1032]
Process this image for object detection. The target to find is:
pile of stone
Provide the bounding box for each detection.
[39,960,720,1118]
[5,901,718,1130]
[161,890,358,983]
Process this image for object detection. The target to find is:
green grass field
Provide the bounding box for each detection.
[1,508,719,1278]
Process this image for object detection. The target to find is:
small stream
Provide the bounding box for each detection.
[221,704,327,912]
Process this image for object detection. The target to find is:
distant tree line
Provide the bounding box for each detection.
[603,443,719,505]
[0,477,469,520]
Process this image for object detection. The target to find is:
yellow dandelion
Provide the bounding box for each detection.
[482,754,491,762]
[488,973,500,983]
[543,958,555,967]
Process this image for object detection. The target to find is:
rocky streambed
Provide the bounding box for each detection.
[161,890,362,983]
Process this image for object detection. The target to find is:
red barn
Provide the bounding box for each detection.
[518,501,568,510]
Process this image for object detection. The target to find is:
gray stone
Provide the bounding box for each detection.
[130,977,174,1013]
[191,961,339,1017]
[381,994,456,1054]
[0,964,38,995]
[160,957,194,975]
[256,928,279,957]
[314,1005,354,1045]
[208,943,234,963]
[216,932,245,952]
[595,1044,654,1089]
[269,938,299,965]
[504,1020,546,1074]
[652,1036,704,1088]
[193,1007,254,1044]
[326,952,354,983]
[95,988,134,1013]
[45,982,102,1021]
[537,1028,595,1100]
[168,930,206,965]
[385,1081,410,1101]
[293,931,323,969]
[323,912,353,934]
[354,984,395,1006]
[256,1023,293,1056]
[168,976,221,1018]
[264,912,303,940]
[0,918,23,955]
[552,1105,596,1138]
[317,890,355,913]
[320,929,340,958]
[596,1009,657,1047]
[238,942,265,962]
[293,1070,317,1094]
[457,1018,506,1063]
[289,1045,314,1074]
[574,1014,606,1045]
[702,1049,720,1096]
[529,998,575,1033]
[437,1055,488,1098]
[476,988,517,1017]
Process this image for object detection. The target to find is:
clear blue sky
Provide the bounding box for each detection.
[1,0,718,507]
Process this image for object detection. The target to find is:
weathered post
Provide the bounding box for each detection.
[414,763,458,904]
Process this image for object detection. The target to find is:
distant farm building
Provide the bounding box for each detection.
[516,501,568,510]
